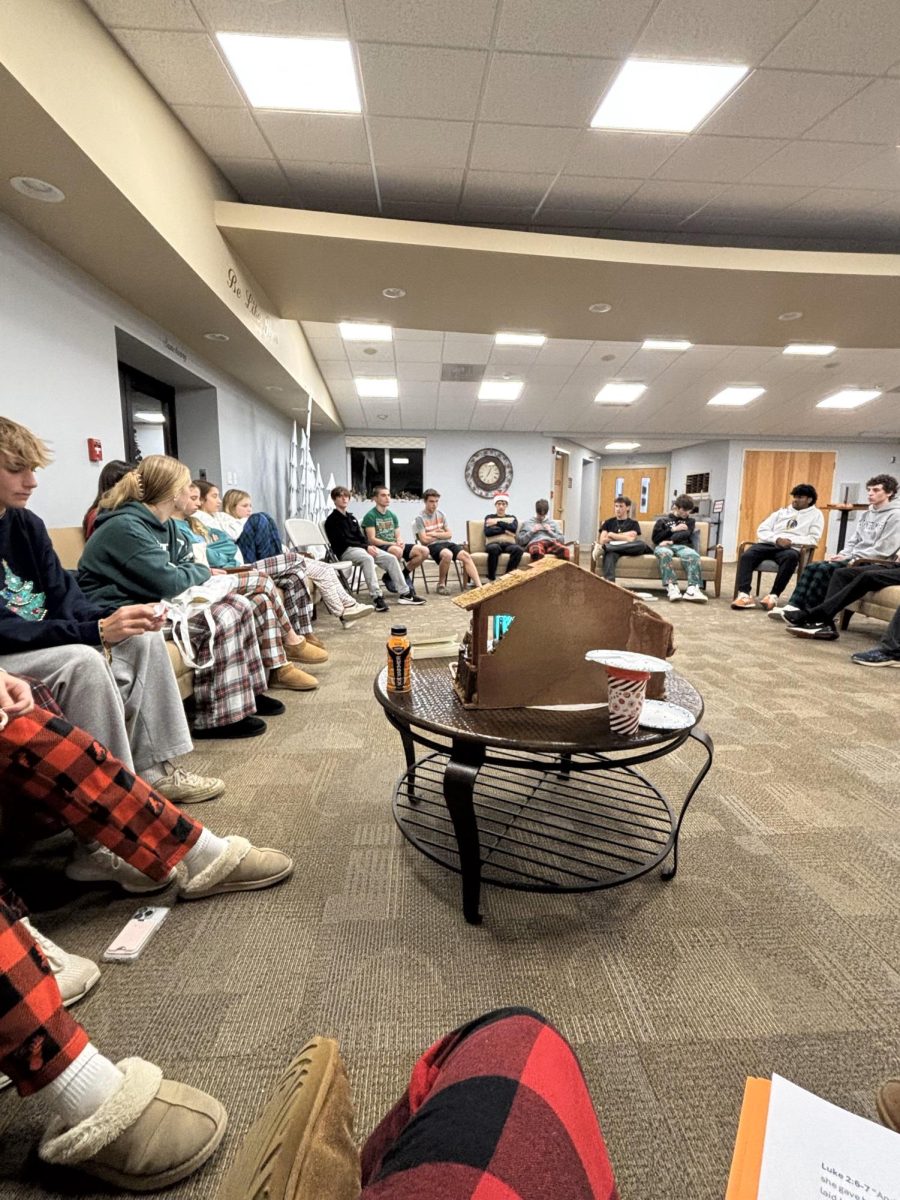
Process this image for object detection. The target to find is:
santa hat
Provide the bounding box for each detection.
[493,491,510,502]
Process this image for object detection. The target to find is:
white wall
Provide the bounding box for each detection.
[0,213,292,527]
[669,441,731,504]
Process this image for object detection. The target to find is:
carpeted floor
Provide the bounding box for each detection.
[2,565,899,1198]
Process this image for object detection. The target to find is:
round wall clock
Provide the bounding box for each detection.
[464,448,514,499]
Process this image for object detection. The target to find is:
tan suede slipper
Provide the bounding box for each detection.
[287,639,329,667]
[40,1058,226,1191]
[219,1038,359,1200]
[178,836,294,901]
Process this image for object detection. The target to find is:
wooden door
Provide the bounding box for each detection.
[737,450,835,558]
[552,450,569,520]
[598,467,668,530]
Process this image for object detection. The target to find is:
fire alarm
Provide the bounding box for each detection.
[87,438,103,462]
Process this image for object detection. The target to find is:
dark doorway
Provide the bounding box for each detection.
[119,364,178,462]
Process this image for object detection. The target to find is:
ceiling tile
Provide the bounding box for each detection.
[456,205,536,224]
[567,130,684,178]
[369,118,473,169]
[85,0,202,29]
[599,212,687,231]
[542,175,641,209]
[319,362,354,384]
[347,0,498,47]
[192,0,348,35]
[479,53,617,127]
[377,168,464,203]
[396,362,442,382]
[344,342,394,363]
[308,337,348,362]
[469,124,580,173]
[282,163,378,206]
[175,105,270,157]
[764,0,900,73]
[300,321,337,337]
[535,340,591,365]
[783,187,893,216]
[256,113,369,163]
[393,340,443,364]
[744,140,884,187]
[634,0,814,61]
[495,0,655,56]
[828,147,900,191]
[381,202,460,223]
[653,136,786,183]
[621,180,726,216]
[683,183,813,218]
[113,30,244,105]
[462,170,555,206]
[532,225,599,237]
[802,80,900,144]
[394,328,444,341]
[214,158,290,203]
[398,399,438,429]
[487,345,542,368]
[701,69,872,139]
[359,44,488,120]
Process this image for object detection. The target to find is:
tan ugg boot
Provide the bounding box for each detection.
[270,664,318,691]
[286,639,329,667]
[304,632,326,649]
[178,836,293,900]
[39,1058,226,1190]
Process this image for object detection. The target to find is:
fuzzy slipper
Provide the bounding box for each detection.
[178,836,294,900]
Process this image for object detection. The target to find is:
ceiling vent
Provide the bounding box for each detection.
[441,363,485,383]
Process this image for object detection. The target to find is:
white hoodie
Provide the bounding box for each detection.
[839,497,900,561]
[756,504,823,547]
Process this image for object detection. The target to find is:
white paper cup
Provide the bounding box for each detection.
[605,666,650,736]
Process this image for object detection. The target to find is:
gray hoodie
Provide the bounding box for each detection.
[839,497,900,561]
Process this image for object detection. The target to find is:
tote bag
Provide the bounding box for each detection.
[166,576,237,670]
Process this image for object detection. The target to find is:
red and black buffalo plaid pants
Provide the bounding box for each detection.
[527,541,570,561]
[360,1008,619,1200]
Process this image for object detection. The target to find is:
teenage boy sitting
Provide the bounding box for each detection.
[651,496,708,603]
[595,496,649,582]
[483,492,523,581]
[732,484,822,610]
[414,490,481,594]
[518,500,570,561]
[361,486,426,605]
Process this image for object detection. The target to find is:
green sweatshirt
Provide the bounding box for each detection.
[76,501,209,607]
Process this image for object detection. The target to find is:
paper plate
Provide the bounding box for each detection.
[584,650,672,674]
[639,699,694,730]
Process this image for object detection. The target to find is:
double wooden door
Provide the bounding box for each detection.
[598,467,668,529]
[737,450,835,557]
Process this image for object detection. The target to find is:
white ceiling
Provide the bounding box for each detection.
[302,321,900,441]
[87,0,900,252]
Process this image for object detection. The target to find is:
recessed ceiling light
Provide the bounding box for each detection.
[382,287,406,299]
[203,332,230,342]
[494,332,546,347]
[642,338,693,352]
[376,413,390,421]
[133,411,167,424]
[216,33,361,112]
[707,386,765,406]
[782,343,836,356]
[10,175,66,203]
[594,383,647,405]
[265,385,284,392]
[589,302,612,314]
[478,380,524,401]
[778,311,803,322]
[339,322,393,342]
[355,377,398,398]
[816,389,882,410]
[605,441,641,450]
[591,59,748,134]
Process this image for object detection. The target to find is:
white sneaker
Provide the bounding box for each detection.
[683,585,708,603]
[20,917,101,1007]
[340,601,374,623]
[768,604,797,622]
[154,767,224,805]
[66,844,176,894]
[666,582,682,602]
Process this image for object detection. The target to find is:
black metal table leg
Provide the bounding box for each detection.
[661,726,714,881]
[443,738,486,924]
[399,725,418,801]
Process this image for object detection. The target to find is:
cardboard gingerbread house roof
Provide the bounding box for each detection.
[452,557,574,610]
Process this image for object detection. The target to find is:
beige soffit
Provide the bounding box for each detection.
[216,202,900,351]
[0,0,339,429]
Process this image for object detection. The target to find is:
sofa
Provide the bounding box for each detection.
[590,520,724,597]
[841,583,900,633]
[465,519,579,580]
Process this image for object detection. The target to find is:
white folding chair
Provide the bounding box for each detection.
[285,517,358,588]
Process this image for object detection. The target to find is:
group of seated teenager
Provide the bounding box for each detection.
[595,493,708,603]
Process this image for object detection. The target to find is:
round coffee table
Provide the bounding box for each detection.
[374,663,713,925]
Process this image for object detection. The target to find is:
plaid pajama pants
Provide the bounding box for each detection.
[360,1008,618,1199]
[188,593,267,729]
[786,559,840,611]
[229,570,295,669]
[245,554,315,633]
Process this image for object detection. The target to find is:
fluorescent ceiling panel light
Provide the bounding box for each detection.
[707,386,765,406]
[494,332,546,347]
[594,383,647,405]
[816,389,882,409]
[216,33,361,112]
[391,457,409,464]
[339,322,393,342]
[782,343,836,356]
[355,377,398,398]
[605,441,641,450]
[134,411,167,424]
[591,59,748,134]
[478,380,524,401]
[642,338,692,352]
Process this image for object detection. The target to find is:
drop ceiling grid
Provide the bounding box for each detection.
[86,0,900,249]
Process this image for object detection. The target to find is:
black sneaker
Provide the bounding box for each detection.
[254,694,286,716]
[783,608,815,628]
[381,573,398,594]
[373,596,390,613]
[787,622,838,640]
[851,647,900,667]
[398,593,426,605]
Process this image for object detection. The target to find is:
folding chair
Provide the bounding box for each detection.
[284,518,359,591]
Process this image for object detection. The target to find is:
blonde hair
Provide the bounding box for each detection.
[0,418,52,470]
[222,488,250,517]
[101,455,191,510]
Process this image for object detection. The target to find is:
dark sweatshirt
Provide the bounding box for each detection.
[324,508,368,557]
[651,513,696,547]
[77,501,208,608]
[0,507,106,651]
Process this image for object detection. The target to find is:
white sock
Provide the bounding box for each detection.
[43,1044,124,1127]
[182,827,229,878]
[143,760,168,786]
